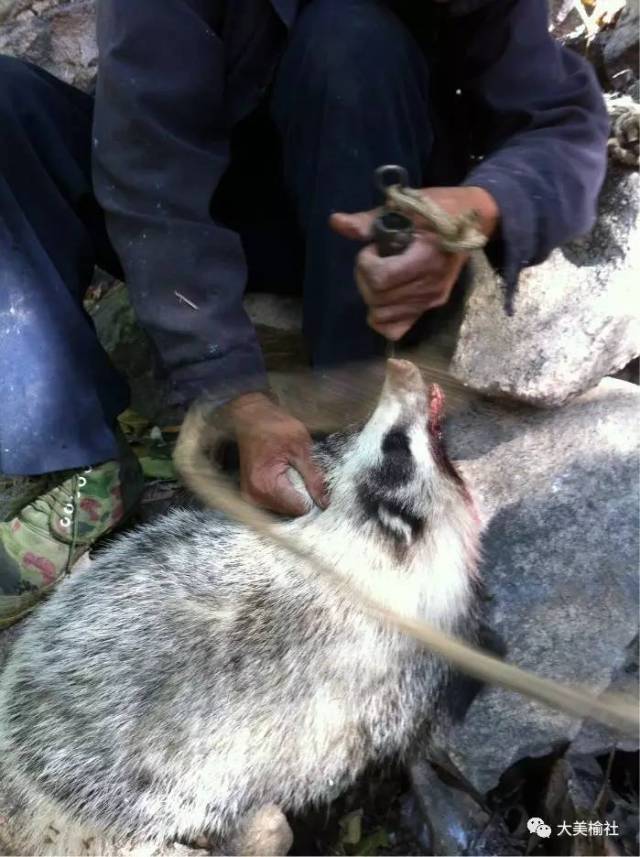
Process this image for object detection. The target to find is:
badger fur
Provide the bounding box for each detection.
[0,360,482,856]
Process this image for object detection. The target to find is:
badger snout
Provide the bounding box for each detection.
[385,359,424,395]
[383,360,446,429]
[380,359,429,423]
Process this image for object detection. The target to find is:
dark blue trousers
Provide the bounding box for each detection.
[0,0,436,476]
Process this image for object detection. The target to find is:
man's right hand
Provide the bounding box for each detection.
[228,393,329,517]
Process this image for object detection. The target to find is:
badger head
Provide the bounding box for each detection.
[314,360,474,559]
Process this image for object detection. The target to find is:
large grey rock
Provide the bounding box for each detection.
[451,167,640,407]
[0,0,97,91]
[439,377,639,794]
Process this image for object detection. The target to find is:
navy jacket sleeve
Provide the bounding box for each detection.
[454,0,610,303]
[92,0,269,409]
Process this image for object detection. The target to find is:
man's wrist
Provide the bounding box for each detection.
[420,186,500,242]
[228,390,279,425]
[203,390,278,437]
[460,185,500,239]
[227,391,278,418]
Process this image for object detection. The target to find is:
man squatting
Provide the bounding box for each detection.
[0,0,609,625]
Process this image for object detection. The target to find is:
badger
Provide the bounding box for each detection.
[0,359,483,856]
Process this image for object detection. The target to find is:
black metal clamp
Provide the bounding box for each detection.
[370,165,415,357]
[371,165,414,258]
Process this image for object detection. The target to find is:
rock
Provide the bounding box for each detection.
[0,0,97,91]
[0,0,35,25]
[542,751,640,856]
[244,293,307,372]
[451,167,640,407]
[469,817,518,856]
[549,0,583,31]
[409,760,514,856]
[398,791,433,854]
[438,377,639,794]
[244,293,302,334]
[543,754,603,825]
[596,0,640,92]
[570,634,639,755]
[409,760,489,856]
[562,754,604,816]
[549,0,588,48]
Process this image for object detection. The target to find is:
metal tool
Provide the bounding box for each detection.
[371,165,415,357]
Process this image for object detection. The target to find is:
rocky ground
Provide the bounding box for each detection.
[0,1,639,856]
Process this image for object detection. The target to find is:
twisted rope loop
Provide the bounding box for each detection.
[385,184,489,254]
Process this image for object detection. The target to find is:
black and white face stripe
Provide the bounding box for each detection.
[377,498,425,542]
[356,426,427,548]
[357,482,426,546]
[373,426,416,488]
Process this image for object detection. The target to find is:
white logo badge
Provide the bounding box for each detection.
[528,817,552,838]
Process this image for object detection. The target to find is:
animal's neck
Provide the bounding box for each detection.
[285,509,473,628]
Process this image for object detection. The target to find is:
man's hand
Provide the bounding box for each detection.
[330,186,499,341]
[228,392,328,517]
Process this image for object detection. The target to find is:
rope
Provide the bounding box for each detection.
[384,184,489,254]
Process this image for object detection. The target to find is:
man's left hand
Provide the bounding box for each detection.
[330,186,499,341]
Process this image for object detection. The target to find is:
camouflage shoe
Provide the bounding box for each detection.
[0,439,144,628]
